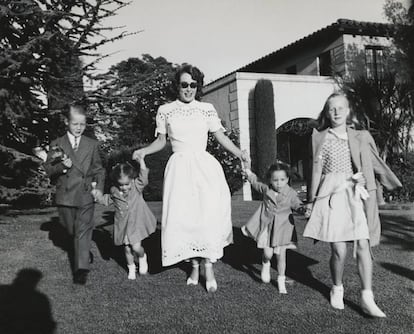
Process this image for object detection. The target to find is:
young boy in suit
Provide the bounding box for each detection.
[45,104,105,284]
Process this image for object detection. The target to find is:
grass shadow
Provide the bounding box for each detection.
[380,262,414,281]
[40,217,75,273]
[380,213,414,251]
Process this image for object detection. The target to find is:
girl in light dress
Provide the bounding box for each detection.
[242,163,304,294]
[132,64,249,292]
[92,157,157,280]
[303,93,401,317]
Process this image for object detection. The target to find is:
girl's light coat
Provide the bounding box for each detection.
[310,127,402,246]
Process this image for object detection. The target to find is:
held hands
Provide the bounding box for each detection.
[132,148,146,162]
[352,172,366,186]
[240,150,251,171]
[91,189,103,202]
[303,203,313,219]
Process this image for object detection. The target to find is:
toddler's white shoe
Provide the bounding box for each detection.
[127,264,136,280]
[261,261,271,283]
[138,253,148,275]
[277,275,287,294]
[330,284,344,309]
[360,290,386,318]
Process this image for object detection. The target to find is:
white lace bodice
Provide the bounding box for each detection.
[155,100,224,152]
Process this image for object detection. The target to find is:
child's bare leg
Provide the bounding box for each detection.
[356,239,372,290]
[276,246,287,293]
[330,242,347,285]
[329,242,347,309]
[276,246,287,277]
[125,245,134,265]
[131,241,148,274]
[125,245,136,279]
[131,241,145,258]
[356,239,385,317]
[261,247,273,283]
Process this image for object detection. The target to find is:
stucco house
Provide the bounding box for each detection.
[203,19,394,200]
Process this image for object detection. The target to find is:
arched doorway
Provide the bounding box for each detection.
[277,118,313,199]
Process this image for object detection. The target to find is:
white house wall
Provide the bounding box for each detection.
[204,72,336,200]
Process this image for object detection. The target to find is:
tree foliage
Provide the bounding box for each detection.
[384,0,414,83]
[92,54,177,150]
[0,0,132,207]
[0,0,132,151]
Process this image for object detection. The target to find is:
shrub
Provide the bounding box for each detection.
[0,145,53,208]
[253,79,276,179]
[384,152,414,202]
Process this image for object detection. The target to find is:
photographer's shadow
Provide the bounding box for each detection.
[0,269,56,334]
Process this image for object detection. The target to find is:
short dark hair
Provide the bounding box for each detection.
[63,103,87,120]
[171,64,204,100]
[266,163,290,180]
[110,162,138,184]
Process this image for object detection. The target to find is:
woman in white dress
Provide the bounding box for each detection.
[132,64,248,292]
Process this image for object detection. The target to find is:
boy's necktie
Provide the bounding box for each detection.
[73,137,79,151]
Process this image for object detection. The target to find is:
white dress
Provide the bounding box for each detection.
[303,130,370,242]
[155,99,233,266]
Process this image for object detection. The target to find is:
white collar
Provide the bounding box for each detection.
[67,132,81,146]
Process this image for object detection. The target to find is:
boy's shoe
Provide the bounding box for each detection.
[138,253,148,275]
[360,290,386,317]
[261,261,271,283]
[277,275,287,294]
[330,284,344,310]
[127,264,136,280]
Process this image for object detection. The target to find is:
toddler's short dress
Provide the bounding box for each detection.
[303,130,370,242]
[155,100,233,266]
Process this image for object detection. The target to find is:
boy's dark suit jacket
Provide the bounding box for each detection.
[45,134,105,206]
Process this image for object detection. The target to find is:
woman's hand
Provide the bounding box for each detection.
[240,150,251,170]
[132,148,146,162]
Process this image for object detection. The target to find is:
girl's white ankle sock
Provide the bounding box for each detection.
[127,264,136,280]
[277,275,287,294]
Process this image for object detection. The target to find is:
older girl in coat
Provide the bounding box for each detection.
[303,93,401,317]
[93,157,157,280]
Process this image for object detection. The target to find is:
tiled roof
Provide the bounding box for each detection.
[206,19,394,86]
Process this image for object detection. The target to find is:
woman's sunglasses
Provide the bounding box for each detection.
[180,82,197,89]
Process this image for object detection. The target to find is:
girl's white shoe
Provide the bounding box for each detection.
[277,275,287,294]
[330,284,344,309]
[360,290,386,318]
[127,264,136,280]
[186,262,199,286]
[261,261,271,283]
[138,253,148,275]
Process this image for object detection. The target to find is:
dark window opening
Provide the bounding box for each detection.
[318,50,332,76]
[365,46,385,80]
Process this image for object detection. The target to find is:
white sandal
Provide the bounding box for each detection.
[205,262,217,292]
[186,262,199,286]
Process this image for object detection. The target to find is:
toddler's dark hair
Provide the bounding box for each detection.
[110,162,138,184]
[266,163,290,180]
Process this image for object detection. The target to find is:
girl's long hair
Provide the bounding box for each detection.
[315,92,362,131]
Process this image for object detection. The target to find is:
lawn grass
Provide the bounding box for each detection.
[0,202,413,334]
